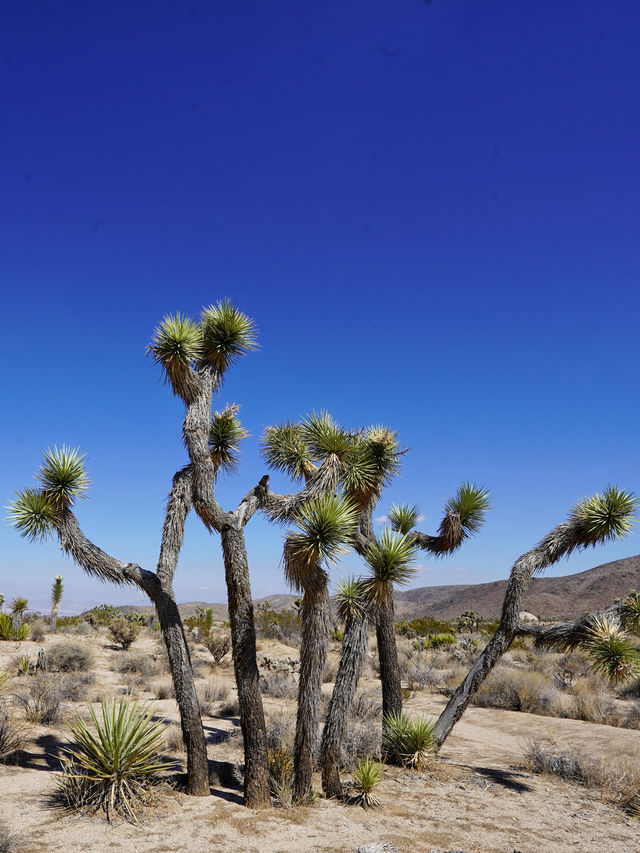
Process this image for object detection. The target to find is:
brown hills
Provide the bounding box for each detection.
[118,554,640,622]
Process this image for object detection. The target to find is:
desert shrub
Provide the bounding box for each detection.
[154,681,175,700]
[165,723,184,752]
[48,641,94,673]
[565,677,622,725]
[29,620,47,642]
[350,690,382,721]
[341,719,381,770]
[70,620,93,636]
[254,603,301,644]
[200,680,229,703]
[403,658,437,691]
[203,634,230,666]
[523,738,640,812]
[115,653,158,680]
[474,667,561,716]
[428,632,457,649]
[14,674,63,724]
[382,712,437,770]
[56,698,170,823]
[0,824,22,853]
[265,711,296,753]
[351,756,382,809]
[219,698,240,717]
[322,660,338,683]
[199,700,213,717]
[0,711,24,763]
[395,617,452,638]
[85,604,121,627]
[58,672,94,702]
[261,672,298,700]
[108,618,140,650]
[0,615,29,642]
[268,745,294,807]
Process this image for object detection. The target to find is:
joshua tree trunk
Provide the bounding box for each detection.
[321,612,369,798]
[220,525,270,808]
[151,586,210,795]
[376,596,403,721]
[293,584,330,804]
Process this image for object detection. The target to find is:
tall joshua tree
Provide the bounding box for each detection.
[50,575,63,633]
[433,486,637,746]
[283,494,359,804]
[10,445,210,795]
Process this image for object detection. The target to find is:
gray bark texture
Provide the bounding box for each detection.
[293,584,331,804]
[376,596,403,721]
[433,521,597,746]
[320,612,369,798]
[220,526,270,808]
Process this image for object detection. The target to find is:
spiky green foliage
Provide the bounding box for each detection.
[0,615,29,642]
[361,426,402,485]
[622,591,640,634]
[51,575,63,609]
[57,698,170,823]
[351,756,382,808]
[0,670,10,697]
[9,599,28,619]
[8,488,57,543]
[570,486,637,547]
[584,616,640,683]
[36,446,90,510]
[445,482,491,535]
[387,504,421,535]
[284,495,359,594]
[199,300,257,373]
[208,404,249,476]
[299,411,353,461]
[260,422,315,482]
[335,577,368,624]
[382,712,437,770]
[147,313,202,399]
[361,530,418,606]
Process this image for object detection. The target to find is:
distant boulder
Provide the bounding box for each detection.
[518,611,539,623]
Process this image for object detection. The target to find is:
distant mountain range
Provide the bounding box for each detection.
[118,555,640,622]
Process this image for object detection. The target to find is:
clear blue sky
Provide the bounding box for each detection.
[2,1,639,614]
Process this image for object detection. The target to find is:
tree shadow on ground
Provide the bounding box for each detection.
[473,766,533,793]
[17,732,67,771]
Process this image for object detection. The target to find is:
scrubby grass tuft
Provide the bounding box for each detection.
[48,641,94,673]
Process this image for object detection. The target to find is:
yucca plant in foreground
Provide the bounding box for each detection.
[382,712,437,771]
[351,756,382,808]
[57,698,170,823]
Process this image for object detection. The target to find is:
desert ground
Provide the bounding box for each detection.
[1,626,639,853]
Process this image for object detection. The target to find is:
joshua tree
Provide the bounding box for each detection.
[320,577,371,798]
[9,597,29,626]
[50,575,63,633]
[282,494,359,803]
[432,486,638,746]
[10,446,210,795]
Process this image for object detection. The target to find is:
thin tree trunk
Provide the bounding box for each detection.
[376,596,402,722]
[50,605,58,633]
[152,586,210,796]
[293,585,330,804]
[220,526,270,808]
[433,521,590,746]
[321,613,369,798]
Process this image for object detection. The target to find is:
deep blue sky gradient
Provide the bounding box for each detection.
[2,1,639,613]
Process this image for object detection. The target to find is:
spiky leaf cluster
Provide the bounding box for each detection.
[147,313,202,399]
[444,482,490,535]
[208,404,249,476]
[9,447,90,544]
[570,486,637,547]
[351,756,382,808]
[284,495,358,595]
[361,530,418,606]
[199,300,257,373]
[36,446,90,511]
[584,616,640,683]
[387,504,421,535]
[51,575,64,608]
[621,591,640,634]
[260,422,315,482]
[335,577,368,624]
[382,711,437,770]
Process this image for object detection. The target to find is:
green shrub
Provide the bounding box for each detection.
[49,641,94,672]
[85,604,121,627]
[0,615,29,642]
[108,618,140,650]
[351,756,382,808]
[203,634,230,665]
[395,617,452,638]
[382,712,437,770]
[0,712,24,764]
[56,698,170,823]
[254,603,301,643]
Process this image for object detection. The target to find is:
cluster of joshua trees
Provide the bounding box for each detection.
[10,300,639,808]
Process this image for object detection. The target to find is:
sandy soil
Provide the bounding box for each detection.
[1,631,639,853]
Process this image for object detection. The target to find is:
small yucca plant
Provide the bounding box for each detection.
[57,698,170,823]
[351,756,382,808]
[584,616,640,683]
[383,712,437,771]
